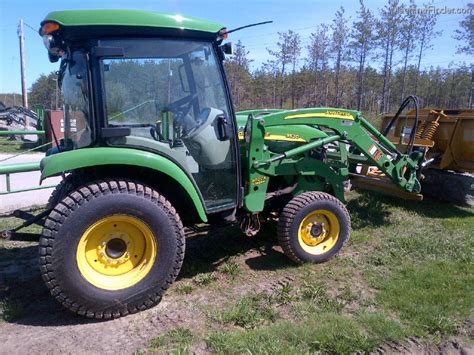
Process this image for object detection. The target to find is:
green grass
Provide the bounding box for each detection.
[213,291,278,329]
[193,272,216,286]
[1,191,472,352]
[376,261,473,337]
[0,299,26,322]
[146,328,194,354]
[207,312,407,353]
[202,192,473,352]
[219,260,242,279]
[0,137,40,154]
[175,283,193,295]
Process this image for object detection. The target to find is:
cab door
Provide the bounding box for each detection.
[98,38,240,213]
[182,43,239,212]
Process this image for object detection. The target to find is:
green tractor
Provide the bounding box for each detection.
[27,9,423,319]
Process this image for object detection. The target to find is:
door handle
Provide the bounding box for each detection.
[216,114,230,141]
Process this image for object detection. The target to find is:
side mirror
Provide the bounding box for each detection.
[221,42,233,55]
[178,64,190,93]
[216,114,232,141]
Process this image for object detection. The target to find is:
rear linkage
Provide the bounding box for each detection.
[0,208,51,241]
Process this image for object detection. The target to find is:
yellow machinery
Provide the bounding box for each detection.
[353,107,473,205]
[382,108,474,173]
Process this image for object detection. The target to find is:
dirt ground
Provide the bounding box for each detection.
[1,229,273,354]
[0,230,471,354]
[0,192,473,354]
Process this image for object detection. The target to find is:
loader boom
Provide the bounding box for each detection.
[243,108,423,212]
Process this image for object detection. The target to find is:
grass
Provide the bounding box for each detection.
[376,261,473,337]
[207,312,407,353]
[0,299,26,322]
[218,260,242,279]
[146,327,194,354]
[0,191,472,352]
[0,137,41,154]
[202,192,473,352]
[175,283,193,295]
[213,291,278,329]
[193,272,216,286]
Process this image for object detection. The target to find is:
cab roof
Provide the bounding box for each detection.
[40,9,226,40]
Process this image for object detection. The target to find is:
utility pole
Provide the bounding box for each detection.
[18,19,28,108]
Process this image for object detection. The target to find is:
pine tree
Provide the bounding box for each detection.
[349,0,376,111]
[331,7,349,107]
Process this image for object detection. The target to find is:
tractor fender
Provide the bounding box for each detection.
[40,147,208,222]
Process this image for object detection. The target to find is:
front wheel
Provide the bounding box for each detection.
[277,192,350,263]
[39,180,185,319]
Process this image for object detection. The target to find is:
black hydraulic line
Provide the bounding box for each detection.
[382,95,419,155]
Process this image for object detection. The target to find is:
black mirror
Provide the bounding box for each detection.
[178,64,190,93]
[221,42,233,55]
[216,114,232,141]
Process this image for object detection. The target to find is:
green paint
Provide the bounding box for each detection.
[42,10,224,35]
[0,131,45,136]
[40,147,208,222]
[0,162,40,174]
[243,108,423,213]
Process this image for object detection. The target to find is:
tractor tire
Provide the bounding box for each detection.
[39,179,185,319]
[47,172,85,208]
[277,191,350,264]
[422,169,474,207]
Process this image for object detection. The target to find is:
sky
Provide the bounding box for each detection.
[0,0,472,94]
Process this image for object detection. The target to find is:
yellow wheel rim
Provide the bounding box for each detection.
[76,215,157,290]
[297,209,340,255]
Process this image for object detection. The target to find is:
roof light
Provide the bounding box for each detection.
[220,28,228,39]
[41,22,60,35]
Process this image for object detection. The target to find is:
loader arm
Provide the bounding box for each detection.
[244,108,424,212]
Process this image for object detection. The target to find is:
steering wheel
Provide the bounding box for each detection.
[167,93,197,119]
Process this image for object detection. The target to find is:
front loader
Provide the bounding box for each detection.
[1,9,425,319]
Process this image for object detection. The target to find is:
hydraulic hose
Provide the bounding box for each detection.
[382,95,419,155]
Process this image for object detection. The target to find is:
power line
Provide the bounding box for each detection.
[23,22,38,34]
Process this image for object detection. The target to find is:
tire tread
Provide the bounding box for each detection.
[39,179,185,319]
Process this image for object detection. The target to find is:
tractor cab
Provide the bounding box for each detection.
[40,10,240,213]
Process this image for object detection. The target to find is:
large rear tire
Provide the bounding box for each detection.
[277,191,350,263]
[39,179,185,319]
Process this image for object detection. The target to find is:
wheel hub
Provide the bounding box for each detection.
[310,223,324,238]
[298,209,340,254]
[76,215,157,290]
[106,238,127,259]
[96,233,132,267]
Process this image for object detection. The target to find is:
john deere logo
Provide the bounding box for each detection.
[284,111,354,120]
[324,110,353,119]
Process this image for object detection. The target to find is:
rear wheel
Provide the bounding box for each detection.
[39,179,185,319]
[277,192,350,263]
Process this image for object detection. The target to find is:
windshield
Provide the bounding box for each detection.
[60,51,92,149]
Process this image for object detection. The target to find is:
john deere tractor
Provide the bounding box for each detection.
[25,10,424,319]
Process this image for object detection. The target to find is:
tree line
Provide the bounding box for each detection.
[19,0,474,117]
[224,0,473,117]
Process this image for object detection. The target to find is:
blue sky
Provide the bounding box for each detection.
[0,0,471,94]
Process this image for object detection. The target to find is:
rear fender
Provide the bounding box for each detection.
[40,147,208,222]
